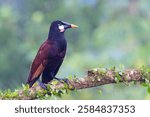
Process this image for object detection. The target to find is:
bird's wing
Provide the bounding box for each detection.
[53,59,63,76]
[53,48,67,76]
[27,40,56,86]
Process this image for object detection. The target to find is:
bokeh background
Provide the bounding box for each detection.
[0,0,150,99]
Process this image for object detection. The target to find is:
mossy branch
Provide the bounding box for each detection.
[0,67,150,100]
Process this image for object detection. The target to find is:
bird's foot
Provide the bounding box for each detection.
[38,81,48,90]
[54,77,69,85]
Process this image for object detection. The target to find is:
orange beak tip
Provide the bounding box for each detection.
[71,24,78,28]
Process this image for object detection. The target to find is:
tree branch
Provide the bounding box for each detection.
[0,68,149,100]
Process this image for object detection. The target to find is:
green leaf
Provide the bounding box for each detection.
[115,77,119,83]
[147,86,150,94]
[141,83,148,87]
[98,89,102,95]
[110,66,116,71]
[68,75,73,80]
[51,80,58,85]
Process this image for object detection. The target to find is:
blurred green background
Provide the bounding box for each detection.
[0,0,150,99]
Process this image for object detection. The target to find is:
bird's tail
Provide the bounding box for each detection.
[26,73,38,88]
[26,77,38,88]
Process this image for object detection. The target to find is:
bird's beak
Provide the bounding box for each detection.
[62,21,78,29]
[70,24,78,28]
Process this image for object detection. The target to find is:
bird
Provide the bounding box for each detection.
[26,20,78,88]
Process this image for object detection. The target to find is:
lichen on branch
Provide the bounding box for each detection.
[0,67,150,100]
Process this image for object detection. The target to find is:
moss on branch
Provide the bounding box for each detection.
[0,67,150,100]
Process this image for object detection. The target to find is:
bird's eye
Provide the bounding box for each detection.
[58,25,65,32]
[58,25,64,30]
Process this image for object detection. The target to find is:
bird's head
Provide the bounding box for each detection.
[50,20,78,33]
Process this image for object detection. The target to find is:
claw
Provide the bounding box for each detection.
[38,81,48,90]
[62,78,69,84]
[54,77,69,85]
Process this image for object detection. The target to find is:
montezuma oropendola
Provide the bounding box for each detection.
[26,20,78,88]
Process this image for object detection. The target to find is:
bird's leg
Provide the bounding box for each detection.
[53,77,69,85]
[38,80,48,90]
